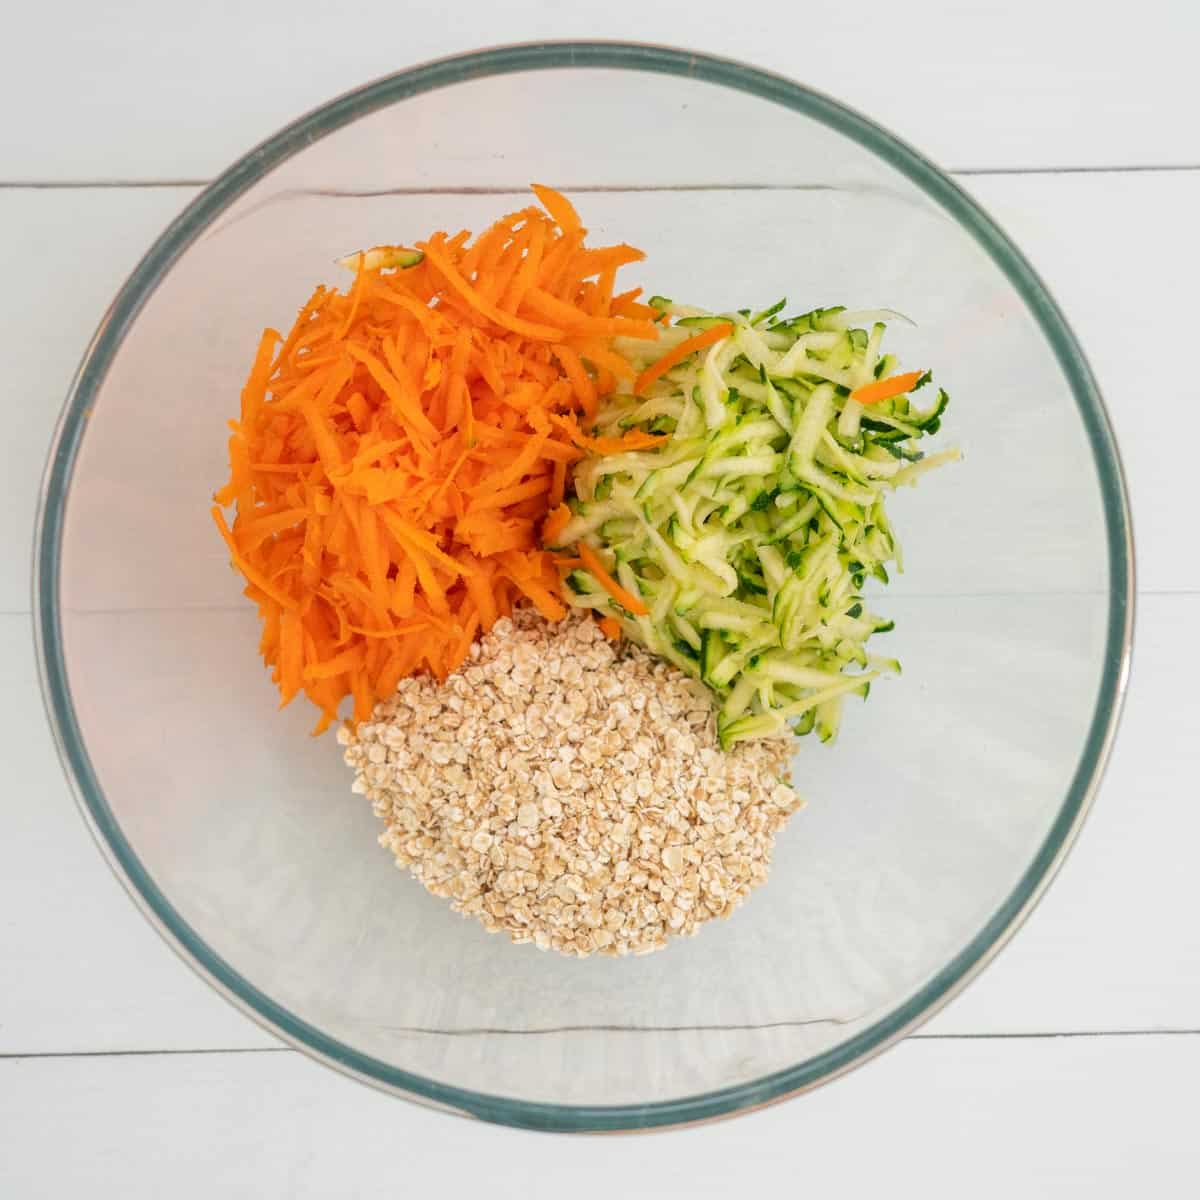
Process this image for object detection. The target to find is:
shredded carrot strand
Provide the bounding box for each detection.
[549,458,567,508]
[546,413,668,456]
[576,542,650,616]
[541,503,573,546]
[634,322,734,396]
[550,343,597,418]
[849,370,926,406]
[530,184,582,237]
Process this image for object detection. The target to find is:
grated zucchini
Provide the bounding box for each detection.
[548,304,959,748]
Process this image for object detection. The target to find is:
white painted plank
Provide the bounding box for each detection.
[2,175,1197,1052]
[0,616,276,1053]
[43,593,1106,1104]
[3,172,1196,609]
[0,187,198,614]
[2,593,1195,1054]
[55,183,1108,610]
[2,1036,1197,1196]
[927,592,1200,1033]
[2,2,1198,180]
[962,168,1197,597]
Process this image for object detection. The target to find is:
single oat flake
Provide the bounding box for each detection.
[340,611,802,957]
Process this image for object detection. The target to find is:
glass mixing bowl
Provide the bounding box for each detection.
[34,43,1133,1131]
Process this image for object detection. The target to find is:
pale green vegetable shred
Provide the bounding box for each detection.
[549,300,959,749]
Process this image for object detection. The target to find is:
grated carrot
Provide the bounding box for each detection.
[542,503,573,545]
[213,186,651,732]
[576,542,650,617]
[850,370,926,406]
[545,412,668,456]
[633,322,734,396]
[531,183,582,236]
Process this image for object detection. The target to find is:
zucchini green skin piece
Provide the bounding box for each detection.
[567,303,954,744]
[337,246,424,271]
[676,315,735,330]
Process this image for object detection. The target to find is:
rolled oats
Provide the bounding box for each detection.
[341,611,801,958]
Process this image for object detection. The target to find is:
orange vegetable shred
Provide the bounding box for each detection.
[213,186,650,732]
[576,542,650,617]
[542,503,573,546]
[849,370,926,406]
[633,322,733,396]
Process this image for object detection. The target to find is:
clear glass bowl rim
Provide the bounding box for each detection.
[32,40,1135,1133]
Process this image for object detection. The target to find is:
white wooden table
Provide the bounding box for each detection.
[3,4,1197,1194]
